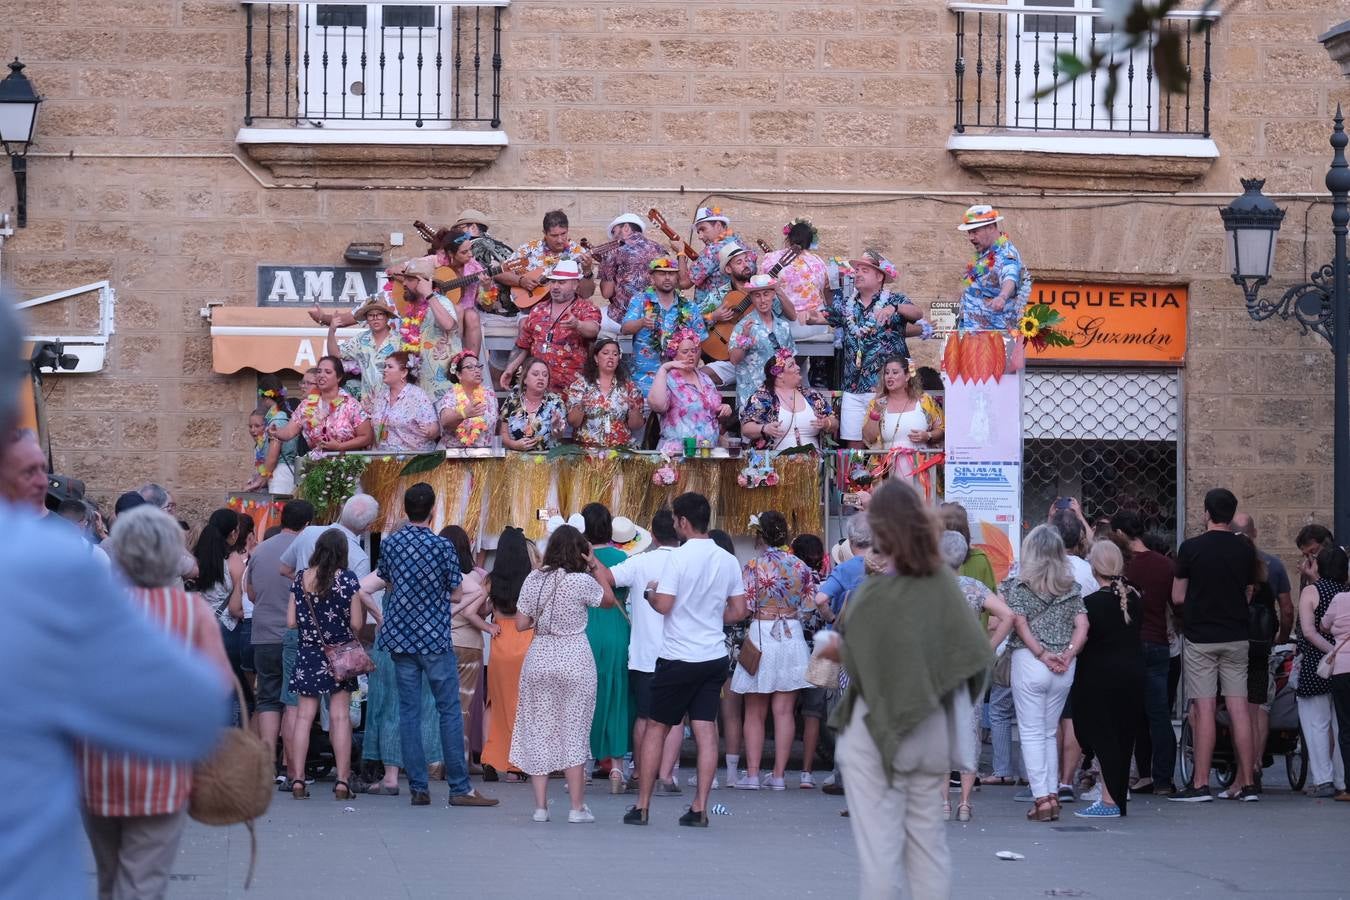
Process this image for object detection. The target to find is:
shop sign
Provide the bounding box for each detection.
[1026,281,1187,365]
[257,265,383,306]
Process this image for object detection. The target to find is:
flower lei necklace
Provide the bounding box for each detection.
[645,293,695,355]
[961,233,1010,290]
[843,288,889,370]
[398,295,430,354]
[454,384,489,445]
[302,392,348,438]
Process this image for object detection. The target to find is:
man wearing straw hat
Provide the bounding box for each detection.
[325,293,400,409]
[955,203,1032,332]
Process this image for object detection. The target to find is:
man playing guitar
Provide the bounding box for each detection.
[496,209,596,304]
[678,206,758,312]
[700,244,795,387]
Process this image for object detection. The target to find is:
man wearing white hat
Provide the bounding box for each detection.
[678,205,758,312]
[956,203,1032,332]
[598,213,663,330]
[500,258,601,394]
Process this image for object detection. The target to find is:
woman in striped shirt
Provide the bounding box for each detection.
[82,507,232,900]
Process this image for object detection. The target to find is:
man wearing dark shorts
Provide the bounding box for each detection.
[624,493,747,828]
[246,499,313,779]
[1232,513,1292,791]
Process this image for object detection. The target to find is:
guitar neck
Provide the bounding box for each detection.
[413,220,437,244]
[766,249,800,279]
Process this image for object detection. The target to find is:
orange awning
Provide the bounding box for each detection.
[210,307,362,375]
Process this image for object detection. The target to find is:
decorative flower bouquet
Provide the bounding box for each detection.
[736,450,778,489]
[1014,303,1073,352]
[652,456,678,486]
[297,454,369,523]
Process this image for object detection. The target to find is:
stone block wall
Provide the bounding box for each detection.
[0,0,1346,550]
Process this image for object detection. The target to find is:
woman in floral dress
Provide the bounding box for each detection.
[566,338,645,449]
[371,352,440,452]
[285,529,367,801]
[739,353,836,451]
[647,327,731,454]
[727,273,796,409]
[729,511,813,792]
[439,350,499,448]
[498,357,566,452]
[269,355,373,454]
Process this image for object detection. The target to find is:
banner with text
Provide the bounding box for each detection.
[1025,281,1187,365]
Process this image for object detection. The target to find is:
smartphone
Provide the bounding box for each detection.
[1054,498,1072,510]
[536,507,551,521]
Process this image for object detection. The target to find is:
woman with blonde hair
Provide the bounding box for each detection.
[1068,540,1142,818]
[1006,524,1088,822]
[822,479,991,898]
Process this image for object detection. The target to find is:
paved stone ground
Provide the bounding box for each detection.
[94,768,1349,900]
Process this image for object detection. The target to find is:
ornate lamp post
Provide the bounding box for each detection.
[0,59,42,228]
[1220,107,1350,541]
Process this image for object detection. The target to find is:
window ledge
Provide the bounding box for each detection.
[947,132,1218,191]
[235,126,508,185]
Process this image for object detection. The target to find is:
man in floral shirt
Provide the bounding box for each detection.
[496,208,597,302]
[678,205,758,310]
[956,204,1032,332]
[822,250,931,447]
[500,259,601,393]
[621,256,710,394]
[598,213,664,330]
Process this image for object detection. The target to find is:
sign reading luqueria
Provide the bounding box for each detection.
[1026,281,1187,365]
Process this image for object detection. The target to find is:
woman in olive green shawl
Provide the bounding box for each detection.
[820,479,992,899]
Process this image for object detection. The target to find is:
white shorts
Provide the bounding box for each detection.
[269,462,296,496]
[839,391,873,442]
[703,360,736,387]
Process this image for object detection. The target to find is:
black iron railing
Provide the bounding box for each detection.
[951,3,1212,136]
[242,2,502,128]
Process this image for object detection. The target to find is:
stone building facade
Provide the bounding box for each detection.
[2,0,1348,553]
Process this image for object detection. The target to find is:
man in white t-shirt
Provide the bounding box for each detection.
[609,509,683,795]
[624,493,746,828]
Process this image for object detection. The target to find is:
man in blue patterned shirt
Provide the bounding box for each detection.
[956,204,1032,332]
[365,482,498,808]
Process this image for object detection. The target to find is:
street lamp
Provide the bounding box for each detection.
[1219,106,1350,542]
[0,58,42,228]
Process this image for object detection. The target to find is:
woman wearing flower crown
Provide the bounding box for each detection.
[739,352,836,451]
[269,355,373,454]
[646,327,731,454]
[566,337,646,449]
[727,273,796,409]
[371,351,439,452]
[439,350,498,449]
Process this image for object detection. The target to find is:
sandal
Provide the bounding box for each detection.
[503,771,526,784]
[1048,797,1061,821]
[1027,796,1054,821]
[610,770,628,795]
[482,764,499,782]
[365,782,400,796]
[333,780,354,801]
[979,774,1018,786]
[291,780,310,800]
[943,800,952,820]
[957,802,973,822]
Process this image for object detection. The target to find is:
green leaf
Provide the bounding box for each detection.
[398,452,446,477]
[1042,331,1075,348]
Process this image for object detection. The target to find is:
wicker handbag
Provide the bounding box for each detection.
[189,676,273,888]
[805,653,841,689]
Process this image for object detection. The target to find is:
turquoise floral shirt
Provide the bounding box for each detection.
[622,287,709,394]
[728,314,795,407]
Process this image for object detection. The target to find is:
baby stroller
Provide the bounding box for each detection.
[1178,645,1308,791]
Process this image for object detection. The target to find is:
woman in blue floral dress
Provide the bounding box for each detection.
[498,357,566,451]
[285,529,366,800]
[729,511,814,791]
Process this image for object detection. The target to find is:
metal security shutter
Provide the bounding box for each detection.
[1022,367,1182,542]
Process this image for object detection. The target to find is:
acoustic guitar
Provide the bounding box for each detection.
[646,208,700,261]
[700,244,800,361]
[390,258,525,314]
[507,238,609,311]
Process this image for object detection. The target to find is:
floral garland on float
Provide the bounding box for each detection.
[736,449,779,489]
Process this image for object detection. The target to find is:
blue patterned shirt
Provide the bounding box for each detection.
[374,524,462,654]
[622,287,710,394]
[958,235,1030,332]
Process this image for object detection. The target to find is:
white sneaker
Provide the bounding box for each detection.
[762,775,786,791]
[531,808,549,823]
[567,805,595,824]
[823,772,839,787]
[686,773,720,789]
[799,772,815,789]
[732,775,761,790]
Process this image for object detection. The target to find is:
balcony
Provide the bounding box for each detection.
[234,1,508,185]
[946,2,1219,190]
